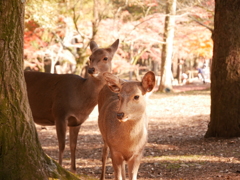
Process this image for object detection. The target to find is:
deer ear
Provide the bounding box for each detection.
[110,39,119,54]
[90,41,99,52]
[141,71,156,93]
[103,72,122,93]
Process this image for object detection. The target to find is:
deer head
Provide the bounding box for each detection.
[88,39,119,79]
[103,71,155,122]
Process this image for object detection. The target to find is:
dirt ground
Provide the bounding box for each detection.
[36,83,240,180]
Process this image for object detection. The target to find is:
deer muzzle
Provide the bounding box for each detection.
[88,67,95,74]
[88,67,99,77]
[117,112,129,122]
[117,112,124,119]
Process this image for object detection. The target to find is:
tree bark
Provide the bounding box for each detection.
[0,1,79,179]
[205,0,240,138]
[158,0,176,92]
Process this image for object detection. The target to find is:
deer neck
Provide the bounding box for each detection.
[84,75,106,94]
[111,114,148,150]
[118,113,148,134]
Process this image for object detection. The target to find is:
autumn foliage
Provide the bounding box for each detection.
[24,0,214,77]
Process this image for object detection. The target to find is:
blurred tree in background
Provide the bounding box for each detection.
[158,0,176,92]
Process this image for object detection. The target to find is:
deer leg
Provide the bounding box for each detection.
[100,143,109,180]
[127,154,142,180]
[55,119,67,166]
[121,161,126,180]
[69,125,81,173]
[111,151,124,180]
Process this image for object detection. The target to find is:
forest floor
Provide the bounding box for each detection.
[37,82,240,180]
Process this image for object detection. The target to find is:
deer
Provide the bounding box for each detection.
[98,71,155,180]
[24,39,119,173]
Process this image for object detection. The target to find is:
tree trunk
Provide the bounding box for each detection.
[0,1,79,179]
[205,0,240,138]
[158,0,176,92]
[177,58,183,84]
[92,0,99,41]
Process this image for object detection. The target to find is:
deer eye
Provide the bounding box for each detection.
[134,95,139,100]
[103,57,108,61]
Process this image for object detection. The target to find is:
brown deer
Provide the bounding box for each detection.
[98,71,155,180]
[24,39,119,173]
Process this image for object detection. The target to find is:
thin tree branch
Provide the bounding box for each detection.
[188,15,214,33]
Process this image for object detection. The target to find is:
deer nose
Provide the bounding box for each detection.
[117,112,124,120]
[88,67,95,74]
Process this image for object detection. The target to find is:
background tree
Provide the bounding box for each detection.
[205,0,240,138]
[0,1,79,179]
[158,0,177,92]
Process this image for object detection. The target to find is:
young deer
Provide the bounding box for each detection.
[98,71,155,180]
[24,39,119,173]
